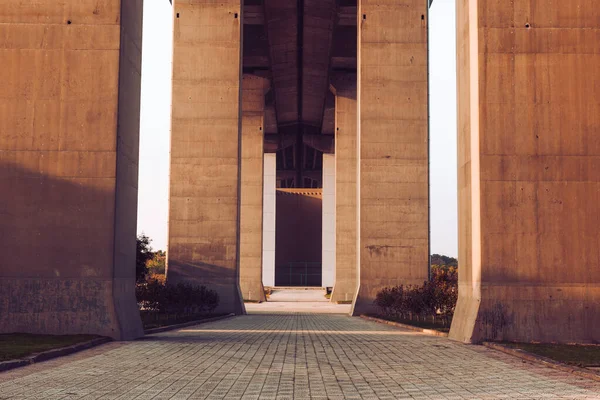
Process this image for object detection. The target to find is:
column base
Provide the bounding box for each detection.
[449,284,600,344]
[330,280,356,304]
[167,262,246,316]
[0,277,143,340]
[351,278,427,316]
[240,281,267,303]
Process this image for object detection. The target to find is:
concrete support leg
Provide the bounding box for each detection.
[262,154,277,288]
[352,1,429,315]
[0,0,144,339]
[239,75,268,302]
[168,0,244,315]
[322,154,336,288]
[449,0,600,343]
[330,76,358,303]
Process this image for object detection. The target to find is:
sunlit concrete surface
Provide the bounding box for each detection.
[1,315,599,399]
[245,289,352,315]
[266,289,329,302]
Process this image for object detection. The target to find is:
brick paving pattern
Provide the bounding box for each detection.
[1,314,599,399]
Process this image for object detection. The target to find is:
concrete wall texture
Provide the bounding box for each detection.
[167,0,244,315]
[239,74,268,302]
[3,0,598,345]
[262,154,277,287]
[352,0,430,315]
[322,154,336,288]
[331,75,358,303]
[450,0,600,344]
[0,0,144,340]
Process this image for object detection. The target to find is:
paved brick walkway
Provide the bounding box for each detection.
[1,315,599,399]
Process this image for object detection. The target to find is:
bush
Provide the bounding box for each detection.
[136,234,154,283]
[147,273,166,285]
[147,251,166,275]
[136,278,219,315]
[374,265,458,325]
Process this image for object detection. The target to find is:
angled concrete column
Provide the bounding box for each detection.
[330,76,358,303]
[450,0,600,343]
[322,154,336,288]
[352,1,429,315]
[0,0,144,339]
[168,0,244,315]
[239,74,268,302]
[262,154,277,288]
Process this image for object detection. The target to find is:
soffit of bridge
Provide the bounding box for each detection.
[243,1,356,135]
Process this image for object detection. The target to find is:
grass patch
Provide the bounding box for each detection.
[140,312,227,330]
[368,314,451,333]
[324,293,331,299]
[502,343,600,367]
[0,333,99,362]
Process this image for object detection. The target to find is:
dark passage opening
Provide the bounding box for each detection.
[274,189,323,286]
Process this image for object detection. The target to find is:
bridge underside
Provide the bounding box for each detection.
[167,0,430,317]
[0,0,598,343]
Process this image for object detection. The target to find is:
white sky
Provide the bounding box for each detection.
[136,0,458,257]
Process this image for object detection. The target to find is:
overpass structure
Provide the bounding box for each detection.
[0,0,598,344]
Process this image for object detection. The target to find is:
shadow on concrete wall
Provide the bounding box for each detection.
[166,258,244,315]
[0,161,137,338]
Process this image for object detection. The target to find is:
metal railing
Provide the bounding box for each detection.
[275,262,322,287]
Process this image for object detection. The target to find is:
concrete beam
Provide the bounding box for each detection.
[303,134,335,154]
[330,74,358,304]
[264,90,279,134]
[264,0,299,125]
[449,0,600,344]
[277,169,322,183]
[302,0,337,127]
[321,91,336,135]
[243,24,270,69]
[322,154,336,288]
[352,0,430,315]
[244,5,265,25]
[168,0,245,315]
[338,6,357,26]
[0,0,144,340]
[264,133,334,154]
[262,154,277,287]
[331,25,357,71]
[239,74,270,303]
[264,134,296,153]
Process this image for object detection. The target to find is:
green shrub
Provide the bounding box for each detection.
[374,265,458,324]
[136,279,219,315]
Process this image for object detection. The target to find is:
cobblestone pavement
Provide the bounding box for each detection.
[1,314,600,399]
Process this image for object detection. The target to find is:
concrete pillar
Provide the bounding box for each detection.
[0,0,144,339]
[262,154,277,288]
[352,1,429,315]
[330,76,358,303]
[168,0,244,315]
[239,74,268,302]
[450,0,600,343]
[322,154,336,288]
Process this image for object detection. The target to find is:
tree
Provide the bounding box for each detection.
[136,234,154,283]
[147,250,166,275]
[430,254,458,268]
